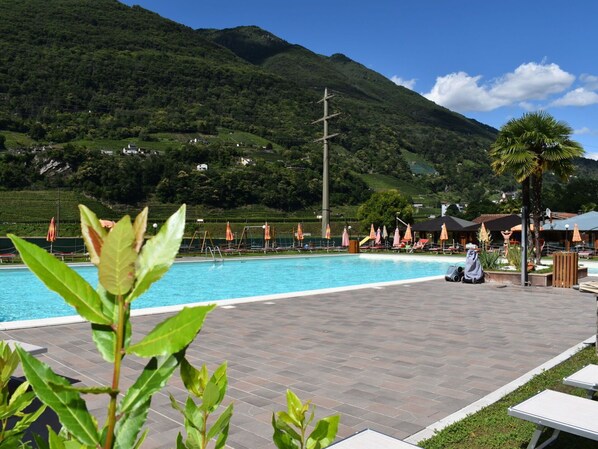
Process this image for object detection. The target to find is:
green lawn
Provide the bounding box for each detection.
[401,149,438,175]
[420,345,598,449]
[1,131,36,148]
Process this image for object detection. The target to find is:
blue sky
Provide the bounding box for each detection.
[122,0,598,158]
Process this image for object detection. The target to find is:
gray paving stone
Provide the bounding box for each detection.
[2,277,596,448]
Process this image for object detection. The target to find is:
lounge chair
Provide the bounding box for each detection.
[329,429,422,448]
[0,253,16,263]
[5,339,48,356]
[563,364,598,398]
[578,250,594,259]
[508,389,598,449]
[409,239,429,253]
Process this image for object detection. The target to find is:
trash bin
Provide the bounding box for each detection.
[348,240,360,254]
[553,252,578,288]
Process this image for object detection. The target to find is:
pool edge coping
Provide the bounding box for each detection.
[0,273,443,330]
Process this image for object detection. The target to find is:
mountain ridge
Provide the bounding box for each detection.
[0,0,510,209]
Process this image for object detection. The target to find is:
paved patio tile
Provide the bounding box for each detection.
[2,277,596,448]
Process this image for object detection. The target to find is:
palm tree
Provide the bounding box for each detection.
[490,111,584,264]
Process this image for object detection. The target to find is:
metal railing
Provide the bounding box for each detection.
[207,246,223,262]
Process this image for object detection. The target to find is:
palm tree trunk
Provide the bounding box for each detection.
[531,173,543,265]
[521,179,531,286]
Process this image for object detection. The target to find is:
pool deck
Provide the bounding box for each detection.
[2,277,597,448]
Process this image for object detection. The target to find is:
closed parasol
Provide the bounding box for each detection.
[46,217,56,253]
[375,227,382,245]
[440,222,448,251]
[403,224,412,242]
[572,223,582,243]
[369,224,376,241]
[479,222,489,244]
[341,227,349,247]
[440,223,449,242]
[325,223,331,240]
[393,227,401,248]
[225,221,234,241]
[297,223,304,242]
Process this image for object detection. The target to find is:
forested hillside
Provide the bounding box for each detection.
[0,0,535,211]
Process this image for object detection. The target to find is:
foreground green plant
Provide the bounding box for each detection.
[170,361,233,449]
[0,341,46,448]
[8,204,220,449]
[272,390,339,449]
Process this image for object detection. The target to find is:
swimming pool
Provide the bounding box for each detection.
[0,254,454,325]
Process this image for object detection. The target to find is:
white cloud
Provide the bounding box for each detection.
[423,62,575,113]
[551,88,598,107]
[574,127,592,135]
[424,72,504,111]
[489,63,574,101]
[580,74,598,90]
[391,76,416,90]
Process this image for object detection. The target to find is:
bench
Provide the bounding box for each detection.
[329,429,422,448]
[508,389,598,449]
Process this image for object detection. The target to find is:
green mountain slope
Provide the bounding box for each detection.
[0,0,509,210]
[198,26,496,168]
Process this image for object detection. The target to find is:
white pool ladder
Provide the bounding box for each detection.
[207,246,223,262]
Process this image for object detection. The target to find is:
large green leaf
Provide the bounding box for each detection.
[272,413,299,449]
[126,204,186,303]
[132,207,148,253]
[127,305,214,358]
[98,216,137,295]
[306,415,340,449]
[16,348,100,446]
[114,398,151,449]
[118,353,183,414]
[7,235,110,325]
[79,205,108,266]
[180,359,208,398]
[206,403,233,441]
[91,287,131,363]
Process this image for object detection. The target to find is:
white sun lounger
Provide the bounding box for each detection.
[508,389,598,449]
[329,429,422,448]
[5,339,47,355]
[563,364,598,398]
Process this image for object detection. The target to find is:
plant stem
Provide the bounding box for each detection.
[202,409,208,449]
[104,295,126,449]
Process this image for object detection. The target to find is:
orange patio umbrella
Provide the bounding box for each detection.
[403,224,412,242]
[264,222,271,248]
[572,223,582,243]
[296,223,304,242]
[479,222,489,244]
[46,217,56,252]
[325,223,331,240]
[440,223,449,242]
[440,222,448,251]
[225,221,234,242]
[369,224,376,240]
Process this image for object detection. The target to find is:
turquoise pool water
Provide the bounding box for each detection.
[0,255,453,323]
